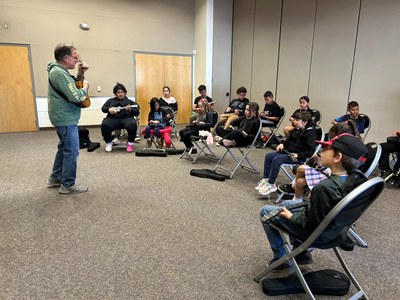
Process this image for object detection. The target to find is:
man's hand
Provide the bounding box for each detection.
[126,104,132,112]
[83,79,89,90]
[279,206,293,220]
[276,143,284,152]
[225,107,232,113]
[78,61,90,74]
[234,109,240,115]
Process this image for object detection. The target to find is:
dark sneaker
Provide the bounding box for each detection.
[294,250,313,265]
[380,169,393,179]
[59,184,88,194]
[339,236,355,251]
[47,177,61,188]
[268,257,292,272]
[386,175,400,190]
[279,183,295,194]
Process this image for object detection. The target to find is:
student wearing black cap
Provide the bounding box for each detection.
[259,133,368,271]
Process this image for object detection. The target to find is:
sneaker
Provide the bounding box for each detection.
[105,142,113,152]
[294,250,313,265]
[59,184,88,194]
[146,140,152,148]
[268,257,291,272]
[135,137,141,142]
[112,137,120,145]
[126,142,134,153]
[279,183,295,194]
[157,140,164,149]
[255,178,268,190]
[259,183,277,196]
[339,237,355,251]
[47,177,61,188]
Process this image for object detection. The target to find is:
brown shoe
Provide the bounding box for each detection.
[146,140,152,148]
[157,140,164,149]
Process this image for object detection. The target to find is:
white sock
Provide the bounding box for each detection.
[127,142,134,146]
[293,196,302,202]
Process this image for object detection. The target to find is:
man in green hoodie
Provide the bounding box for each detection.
[46,43,90,194]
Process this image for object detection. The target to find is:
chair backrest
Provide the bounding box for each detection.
[305,177,385,249]
[361,142,382,178]
[162,106,176,127]
[312,125,325,156]
[359,114,371,141]
[211,111,220,135]
[310,109,321,125]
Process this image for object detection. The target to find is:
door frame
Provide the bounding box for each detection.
[0,43,38,132]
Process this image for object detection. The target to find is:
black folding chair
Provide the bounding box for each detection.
[254,177,385,300]
[260,106,285,148]
[359,114,371,142]
[188,111,220,164]
[213,118,263,178]
[348,142,382,247]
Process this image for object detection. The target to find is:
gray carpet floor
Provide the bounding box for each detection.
[0,127,399,300]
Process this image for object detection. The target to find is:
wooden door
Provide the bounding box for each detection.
[135,53,192,124]
[0,45,37,132]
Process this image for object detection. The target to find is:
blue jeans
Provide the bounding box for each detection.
[263,152,294,184]
[50,125,79,188]
[260,200,342,259]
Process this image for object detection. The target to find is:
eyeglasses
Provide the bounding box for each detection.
[66,55,79,61]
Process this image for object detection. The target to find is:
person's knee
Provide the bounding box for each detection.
[260,205,276,217]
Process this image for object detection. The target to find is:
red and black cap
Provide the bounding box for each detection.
[316,133,368,162]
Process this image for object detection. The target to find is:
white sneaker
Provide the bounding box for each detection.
[112,137,120,145]
[259,183,277,196]
[255,178,268,190]
[105,142,113,152]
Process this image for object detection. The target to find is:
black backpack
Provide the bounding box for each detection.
[78,127,91,149]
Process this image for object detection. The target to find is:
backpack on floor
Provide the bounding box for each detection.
[78,127,91,149]
[262,269,350,296]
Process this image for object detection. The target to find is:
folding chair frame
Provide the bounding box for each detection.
[260,106,285,148]
[190,111,220,164]
[254,177,385,300]
[213,118,263,178]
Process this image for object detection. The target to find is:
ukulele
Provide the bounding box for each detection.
[260,202,309,223]
[75,80,90,108]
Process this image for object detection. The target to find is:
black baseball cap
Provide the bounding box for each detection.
[316,133,368,162]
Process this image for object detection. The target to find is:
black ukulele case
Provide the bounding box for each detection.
[262,269,350,296]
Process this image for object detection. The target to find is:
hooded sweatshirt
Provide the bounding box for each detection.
[47,61,88,126]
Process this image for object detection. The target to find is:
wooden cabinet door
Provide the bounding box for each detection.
[135,53,192,124]
[0,45,37,132]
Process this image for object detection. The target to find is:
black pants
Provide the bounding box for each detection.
[379,142,400,172]
[101,117,137,143]
[179,127,200,148]
[215,127,251,147]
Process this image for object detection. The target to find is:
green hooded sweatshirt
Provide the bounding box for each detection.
[47,61,88,126]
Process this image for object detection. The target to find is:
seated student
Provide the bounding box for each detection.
[214,102,260,147]
[280,120,361,202]
[190,85,214,123]
[332,100,366,134]
[143,97,168,149]
[101,83,140,153]
[159,86,178,112]
[256,111,316,196]
[283,96,314,138]
[179,99,213,152]
[259,134,368,270]
[259,91,280,126]
[218,86,249,129]
[378,128,400,189]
